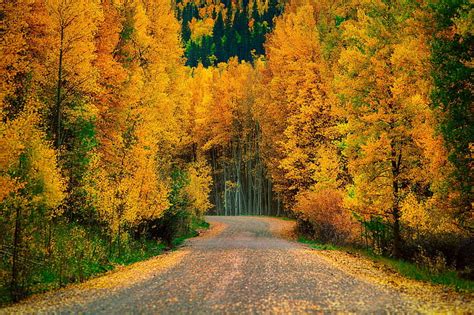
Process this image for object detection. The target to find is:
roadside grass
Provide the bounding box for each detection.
[276,216,296,221]
[109,240,167,266]
[298,236,339,250]
[298,237,474,292]
[23,239,168,302]
[265,215,295,221]
[365,252,474,292]
[1,219,210,307]
[173,218,210,247]
[193,219,210,230]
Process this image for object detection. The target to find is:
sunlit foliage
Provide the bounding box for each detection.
[0,0,472,304]
[258,0,471,269]
[0,0,212,302]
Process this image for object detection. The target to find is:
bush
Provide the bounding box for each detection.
[142,166,204,247]
[401,228,474,279]
[294,189,357,245]
[50,224,109,286]
[355,215,392,256]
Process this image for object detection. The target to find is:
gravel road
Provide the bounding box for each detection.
[1,216,440,313]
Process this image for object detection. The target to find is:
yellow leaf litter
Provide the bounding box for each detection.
[312,249,474,314]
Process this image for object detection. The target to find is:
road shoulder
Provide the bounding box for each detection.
[1,245,190,313]
[309,248,473,313]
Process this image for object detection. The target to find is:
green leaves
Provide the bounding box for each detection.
[430,0,473,221]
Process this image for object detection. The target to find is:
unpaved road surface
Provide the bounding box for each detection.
[2,216,471,313]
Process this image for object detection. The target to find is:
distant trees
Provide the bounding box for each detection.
[176,0,283,66]
[187,60,280,215]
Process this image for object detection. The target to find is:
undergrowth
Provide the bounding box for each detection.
[0,219,209,307]
[298,237,474,292]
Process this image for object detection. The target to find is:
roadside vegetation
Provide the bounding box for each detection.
[298,237,474,293]
[0,214,209,307]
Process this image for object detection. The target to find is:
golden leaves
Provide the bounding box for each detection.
[260,1,343,201]
[335,0,455,225]
[186,160,213,217]
[0,109,65,209]
[86,0,194,237]
[190,60,257,151]
[189,18,214,40]
[45,0,103,96]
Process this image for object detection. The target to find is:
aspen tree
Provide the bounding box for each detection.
[337,0,449,256]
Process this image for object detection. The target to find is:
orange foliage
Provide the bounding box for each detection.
[186,159,213,217]
[257,0,349,205]
[295,189,357,244]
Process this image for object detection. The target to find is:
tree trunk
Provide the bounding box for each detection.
[224,165,228,216]
[391,142,402,258]
[11,204,22,302]
[55,25,64,148]
[277,195,280,217]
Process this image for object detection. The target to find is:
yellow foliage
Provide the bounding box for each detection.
[401,193,460,237]
[337,0,453,228]
[190,59,258,151]
[44,0,103,96]
[0,109,65,210]
[259,0,344,203]
[295,188,357,244]
[185,160,213,217]
[189,17,214,40]
[85,0,188,237]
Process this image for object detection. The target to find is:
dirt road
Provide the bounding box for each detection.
[1,216,471,313]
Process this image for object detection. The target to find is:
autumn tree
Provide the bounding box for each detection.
[41,0,102,148]
[337,0,452,256]
[258,0,347,207]
[88,0,176,249]
[31,0,103,226]
[0,0,65,300]
[188,59,277,215]
[186,159,213,218]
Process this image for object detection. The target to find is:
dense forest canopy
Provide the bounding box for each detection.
[0,0,472,303]
[176,0,283,66]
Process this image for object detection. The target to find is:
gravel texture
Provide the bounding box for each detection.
[1,216,471,314]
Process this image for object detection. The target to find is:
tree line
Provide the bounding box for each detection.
[181,0,473,276]
[177,0,283,66]
[255,0,473,276]
[0,0,212,303]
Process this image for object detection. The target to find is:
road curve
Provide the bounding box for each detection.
[2,216,423,313]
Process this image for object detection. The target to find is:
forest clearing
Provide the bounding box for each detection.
[0,0,473,312]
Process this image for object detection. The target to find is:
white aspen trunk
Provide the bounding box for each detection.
[236,143,240,215]
[246,136,253,214]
